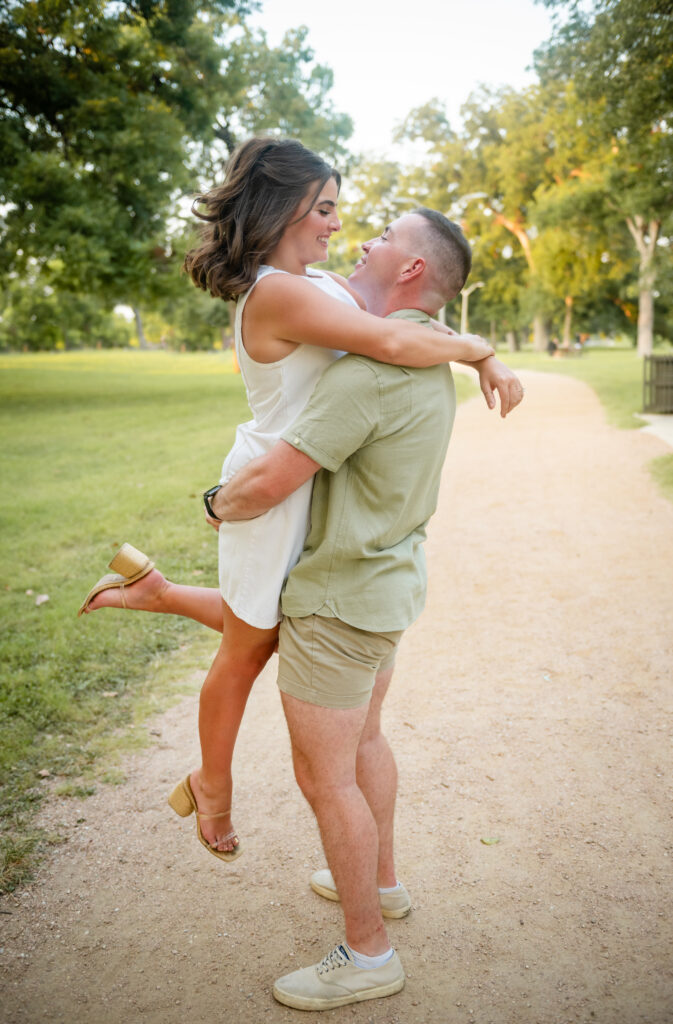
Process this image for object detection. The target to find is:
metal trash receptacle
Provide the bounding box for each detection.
[643,355,673,413]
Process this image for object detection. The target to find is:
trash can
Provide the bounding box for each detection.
[643,355,673,413]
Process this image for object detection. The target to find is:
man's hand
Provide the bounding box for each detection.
[476,355,524,418]
[204,508,222,532]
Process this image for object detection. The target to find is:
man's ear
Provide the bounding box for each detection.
[400,256,425,282]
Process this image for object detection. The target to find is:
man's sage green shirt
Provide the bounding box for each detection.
[280,309,456,632]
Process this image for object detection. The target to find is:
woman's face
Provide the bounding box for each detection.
[282,176,341,265]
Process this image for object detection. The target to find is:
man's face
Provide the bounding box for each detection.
[348,214,423,297]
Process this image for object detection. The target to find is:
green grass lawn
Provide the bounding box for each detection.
[0,349,252,890]
[499,347,673,501]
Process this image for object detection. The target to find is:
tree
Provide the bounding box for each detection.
[0,0,353,348]
[208,24,353,170]
[398,89,561,348]
[534,0,673,353]
[0,278,132,350]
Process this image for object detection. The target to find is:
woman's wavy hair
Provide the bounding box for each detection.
[184,137,341,301]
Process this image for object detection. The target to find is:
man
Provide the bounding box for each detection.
[211,209,523,1010]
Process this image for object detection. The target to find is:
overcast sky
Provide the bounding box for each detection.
[249,0,557,157]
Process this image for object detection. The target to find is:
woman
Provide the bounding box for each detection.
[79,137,493,861]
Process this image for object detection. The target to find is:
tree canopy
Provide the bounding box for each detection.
[0,0,353,348]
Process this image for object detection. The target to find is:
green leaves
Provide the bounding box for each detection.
[0,0,353,348]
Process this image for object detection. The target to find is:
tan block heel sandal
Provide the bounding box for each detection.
[77,542,155,616]
[168,775,242,863]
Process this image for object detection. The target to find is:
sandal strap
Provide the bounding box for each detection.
[195,809,232,821]
[208,830,238,846]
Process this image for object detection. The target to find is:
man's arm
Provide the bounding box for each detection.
[208,441,321,525]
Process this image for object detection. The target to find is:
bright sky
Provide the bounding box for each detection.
[250,0,556,158]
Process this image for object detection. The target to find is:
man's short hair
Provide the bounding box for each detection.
[411,207,472,302]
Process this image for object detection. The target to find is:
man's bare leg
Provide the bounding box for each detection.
[281,692,389,956]
[356,666,398,888]
[189,601,278,850]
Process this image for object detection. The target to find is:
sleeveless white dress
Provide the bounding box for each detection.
[217,265,359,628]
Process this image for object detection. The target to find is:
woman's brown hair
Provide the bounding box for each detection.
[184,137,341,301]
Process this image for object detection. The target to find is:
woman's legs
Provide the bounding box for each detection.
[83,569,225,632]
[189,601,279,851]
[84,561,280,850]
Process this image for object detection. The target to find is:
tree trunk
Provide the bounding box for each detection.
[562,295,573,347]
[506,330,519,352]
[625,215,660,357]
[490,319,497,348]
[133,306,149,349]
[637,285,655,356]
[533,314,548,352]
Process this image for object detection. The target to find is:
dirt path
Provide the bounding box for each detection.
[2,371,673,1024]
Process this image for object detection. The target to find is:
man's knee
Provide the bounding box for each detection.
[290,749,318,804]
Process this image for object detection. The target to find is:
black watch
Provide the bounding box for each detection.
[203,484,223,521]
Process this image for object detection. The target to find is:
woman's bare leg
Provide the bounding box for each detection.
[84,569,279,848]
[83,569,225,632]
[189,600,279,850]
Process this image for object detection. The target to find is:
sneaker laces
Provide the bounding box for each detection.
[317,944,351,975]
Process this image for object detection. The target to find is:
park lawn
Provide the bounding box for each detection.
[499,347,673,502]
[0,348,479,891]
[0,349,250,891]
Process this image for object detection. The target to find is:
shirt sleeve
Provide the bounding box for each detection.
[281,355,380,472]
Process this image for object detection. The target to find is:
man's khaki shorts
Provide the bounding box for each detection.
[277,614,403,710]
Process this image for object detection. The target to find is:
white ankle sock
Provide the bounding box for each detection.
[378,881,401,894]
[345,943,394,970]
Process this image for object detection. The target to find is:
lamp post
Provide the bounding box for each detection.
[460,281,484,334]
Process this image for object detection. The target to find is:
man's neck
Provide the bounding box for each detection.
[363,288,435,319]
[380,300,436,318]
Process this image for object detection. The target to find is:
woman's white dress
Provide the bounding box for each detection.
[217,265,359,628]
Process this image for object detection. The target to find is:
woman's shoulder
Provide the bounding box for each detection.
[314,270,366,309]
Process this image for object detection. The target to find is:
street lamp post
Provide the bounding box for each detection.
[460,281,484,334]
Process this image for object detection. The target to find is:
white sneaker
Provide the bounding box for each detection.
[310,869,411,918]
[273,943,405,1010]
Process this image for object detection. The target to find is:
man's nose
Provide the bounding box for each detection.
[362,238,373,252]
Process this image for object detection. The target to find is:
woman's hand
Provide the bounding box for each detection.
[476,356,525,417]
